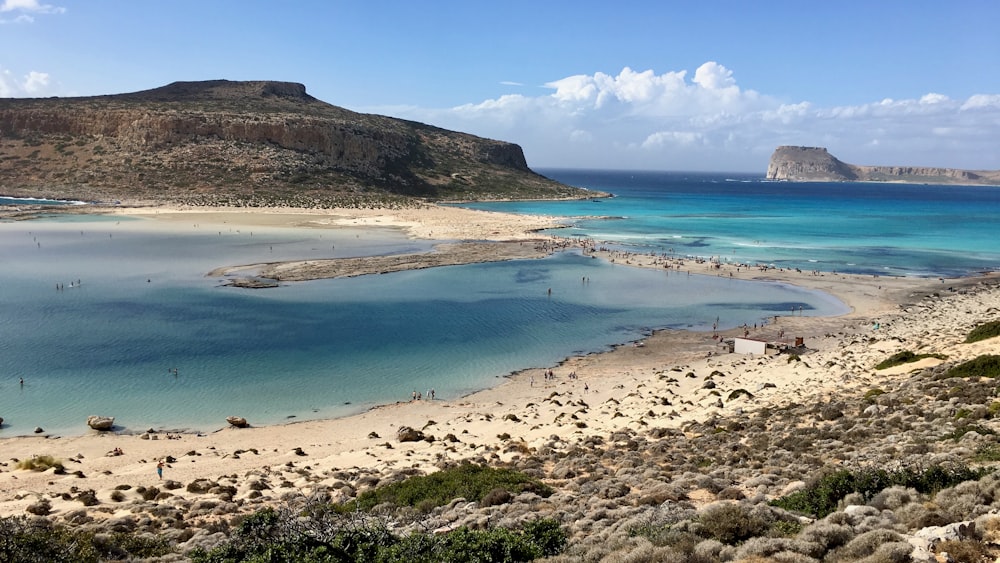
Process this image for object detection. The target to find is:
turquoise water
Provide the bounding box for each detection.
[0,209,845,436]
[462,170,1000,278]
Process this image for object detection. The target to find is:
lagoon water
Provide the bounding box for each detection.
[3,170,997,436]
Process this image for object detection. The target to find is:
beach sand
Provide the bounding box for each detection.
[1,203,997,531]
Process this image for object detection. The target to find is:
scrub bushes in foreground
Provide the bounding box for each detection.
[344,462,552,513]
[0,515,172,562]
[188,506,566,563]
[770,463,988,518]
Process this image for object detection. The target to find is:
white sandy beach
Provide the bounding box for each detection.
[1,203,997,526]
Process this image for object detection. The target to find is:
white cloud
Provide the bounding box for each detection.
[692,61,735,90]
[367,62,1000,171]
[0,66,53,97]
[0,0,64,22]
[1,0,65,14]
[961,94,1000,110]
[23,70,49,93]
[920,93,949,104]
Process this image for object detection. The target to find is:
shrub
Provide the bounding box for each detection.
[942,424,995,441]
[727,389,753,401]
[826,529,909,562]
[0,515,172,562]
[943,355,1000,379]
[345,463,551,512]
[966,320,1000,343]
[771,464,989,518]
[189,505,566,563]
[875,351,940,370]
[975,444,1000,462]
[935,539,991,562]
[15,455,64,472]
[696,503,772,545]
[862,388,886,403]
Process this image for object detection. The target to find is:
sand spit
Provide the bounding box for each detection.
[2,204,1000,560]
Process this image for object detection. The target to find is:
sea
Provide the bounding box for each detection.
[2,170,998,436]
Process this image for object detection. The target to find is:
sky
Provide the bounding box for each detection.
[2,0,999,173]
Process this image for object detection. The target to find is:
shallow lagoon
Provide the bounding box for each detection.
[0,215,845,436]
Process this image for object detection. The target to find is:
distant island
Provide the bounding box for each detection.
[0,80,597,206]
[766,146,1000,185]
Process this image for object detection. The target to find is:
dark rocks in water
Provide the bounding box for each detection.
[225,277,280,289]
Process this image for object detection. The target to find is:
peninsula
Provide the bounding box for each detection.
[0,80,598,206]
[766,145,1000,185]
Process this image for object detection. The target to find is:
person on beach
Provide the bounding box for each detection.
[156,459,164,479]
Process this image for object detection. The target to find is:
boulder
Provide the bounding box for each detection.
[396,426,426,442]
[226,416,249,428]
[87,415,115,431]
[0,416,4,426]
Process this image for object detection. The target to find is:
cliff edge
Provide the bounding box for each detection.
[766,146,1000,185]
[0,80,594,206]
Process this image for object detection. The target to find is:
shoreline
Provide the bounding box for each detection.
[2,203,998,533]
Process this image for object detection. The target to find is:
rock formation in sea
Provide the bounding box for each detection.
[86,416,115,431]
[0,80,594,205]
[766,146,1000,185]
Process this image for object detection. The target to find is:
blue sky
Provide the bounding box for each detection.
[2,0,999,172]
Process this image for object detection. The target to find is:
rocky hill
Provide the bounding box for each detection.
[766,146,1000,185]
[0,80,594,206]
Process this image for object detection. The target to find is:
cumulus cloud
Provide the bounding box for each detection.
[369,61,1000,171]
[0,66,51,97]
[0,0,64,23]
[1,0,65,13]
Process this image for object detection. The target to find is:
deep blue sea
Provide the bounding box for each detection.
[2,170,996,436]
[467,170,1000,278]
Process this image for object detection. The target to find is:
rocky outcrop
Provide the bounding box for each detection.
[0,80,593,204]
[226,416,249,428]
[766,146,1000,185]
[86,416,114,431]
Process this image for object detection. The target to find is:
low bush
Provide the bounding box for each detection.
[15,455,64,472]
[874,350,947,370]
[189,506,566,562]
[770,463,989,518]
[0,515,172,562]
[344,463,552,513]
[966,320,1000,343]
[942,355,1000,379]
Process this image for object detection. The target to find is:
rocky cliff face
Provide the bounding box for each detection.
[766,146,1000,185]
[0,80,586,205]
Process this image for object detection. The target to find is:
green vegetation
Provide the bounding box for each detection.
[974,444,1000,462]
[966,320,1000,343]
[189,507,566,563]
[862,388,886,403]
[941,423,995,441]
[874,350,947,370]
[770,464,988,518]
[0,515,172,562]
[345,463,552,513]
[15,455,64,472]
[942,355,1000,379]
